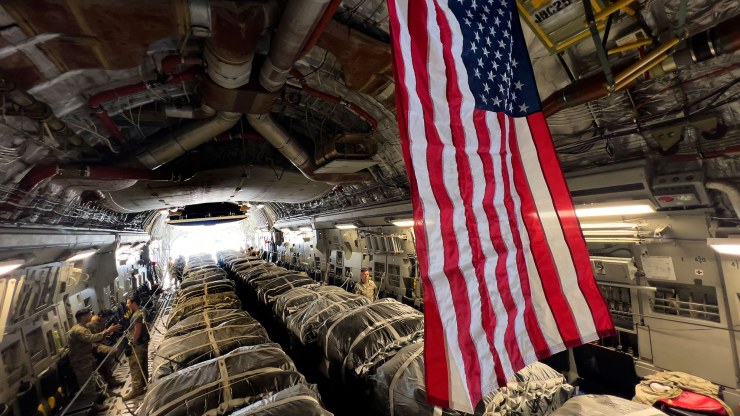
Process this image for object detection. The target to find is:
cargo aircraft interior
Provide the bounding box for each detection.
[0,0,739,415]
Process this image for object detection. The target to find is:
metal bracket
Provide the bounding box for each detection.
[582,0,615,89]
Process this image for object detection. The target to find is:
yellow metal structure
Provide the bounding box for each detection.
[517,0,609,53]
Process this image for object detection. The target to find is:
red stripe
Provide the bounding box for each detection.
[526,113,615,336]
[505,114,583,349]
[473,110,527,371]
[497,114,553,357]
[387,0,450,407]
[407,1,482,402]
[433,0,507,387]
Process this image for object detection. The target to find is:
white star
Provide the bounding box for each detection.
[499,84,505,94]
[500,0,507,6]
[475,31,480,42]
[481,95,488,104]
[464,18,472,27]
[467,9,474,18]
[502,73,509,83]
[488,0,494,4]
[508,19,512,28]
[471,42,478,53]
[498,39,506,49]
[494,50,502,60]
[493,97,502,106]
[471,0,478,9]
[483,83,491,93]
[478,22,484,31]
[512,58,518,68]
[478,57,484,67]
[494,16,501,26]
[486,36,492,46]
[519,103,529,112]
[492,61,499,71]
[504,30,510,38]
[511,92,517,101]
[514,80,523,90]
[474,68,481,78]
[498,8,504,15]
[482,47,490,57]
[481,14,488,23]
[508,102,513,111]
[483,5,490,13]
[487,71,494,81]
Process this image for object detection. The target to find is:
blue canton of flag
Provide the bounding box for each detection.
[448,0,541,116]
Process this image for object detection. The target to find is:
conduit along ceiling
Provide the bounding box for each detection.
[0,0,737,232]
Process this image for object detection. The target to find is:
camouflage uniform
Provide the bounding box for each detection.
[128,308,149,392]
[354,279,376,301]
[86,320,119,386]
[67,323,107,395]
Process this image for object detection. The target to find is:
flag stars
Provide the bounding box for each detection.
[487,70,494,81]
[497,8,504,15]
[478,22,484,31]
[471,42,478,53]
[494,50,502,60]
[514,80,523,90]
[494,16,501,26]
[474,68,481,78]
[478,57,484,67]
[492,61,499,71]
[512,58,518,68]
[471,0,478,9]
[467,9,474,18]
[493,96,502,106]
[483,5,490,13]
[486,36,492,46]
[475,31,480,42]
[464,17,472,27]
[481,95,488,104]
[483,83,490,93]
[481,14,488,23]
[482,47,490,57]
[519,103,529,113]
[498,39,506,49]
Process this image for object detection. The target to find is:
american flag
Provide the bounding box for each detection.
[387,0,615,412]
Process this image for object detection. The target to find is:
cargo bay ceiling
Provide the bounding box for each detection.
[0,0,738,231]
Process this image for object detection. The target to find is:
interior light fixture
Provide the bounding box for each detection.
[581,230,640,237]
[579,222,641,230]
[391,219,415,227]
[584,237,642,244]
[65,249,98,262]
[575,201,654,218]
[256,204,265,209]
[335,223,358,230]
[299,226,313,232]
[159,209,169,216]
[0,260,24,276]
[280,228,292,233]
[708,238,740,255]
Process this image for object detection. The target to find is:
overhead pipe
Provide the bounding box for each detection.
[135,110,242,170]
[0,75,83,146]
[3,164,183,210]
[706,181,740,219]
[259,0,335,92]
[160,54,203,76]
[289,69,378,129]
[204,4,266,89]
[89,66,202,141]
[542,14,740,117]
[247,113,372,184]
[297,0,342,58]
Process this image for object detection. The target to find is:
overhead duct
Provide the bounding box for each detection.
[706,181,740,219]
[258,0,337,92]
[246,114,371,184]
[135,111,242,170]
[542,14,740,117]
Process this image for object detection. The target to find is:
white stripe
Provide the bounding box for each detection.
[434,1,520,385]
[392,0,472,410]
[499,115,564,352]
[425,0,499,402]
[513,117,597,338]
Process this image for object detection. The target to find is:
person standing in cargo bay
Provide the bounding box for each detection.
[68,308,121,395]
[123,296,149,400]
[354,268,376,301]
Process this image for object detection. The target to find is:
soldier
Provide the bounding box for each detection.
[67,308,121,404]
[354,268,377,301]
[122,296,149,400]
[87,313,125,388]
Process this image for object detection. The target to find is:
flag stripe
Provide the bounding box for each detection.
[408,1,483,406]
[401,0,479,409]
[514,116,598,340]
[526,114,615,335]
[387,0,451,408]
[432,0,509,390]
